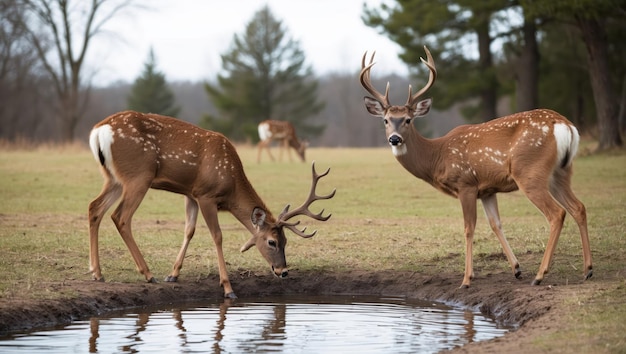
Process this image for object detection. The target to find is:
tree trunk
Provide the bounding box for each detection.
[476,13,497,121]
[58,89,79,142]
[576,16,622,149]
[617,75,626,134]
[515,18,539,112]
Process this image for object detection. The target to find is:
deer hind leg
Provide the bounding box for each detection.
[257,140,273,163]
[278,139,286,161]
[285,140,294,162]
[198,198,236,298]
[481,194,521,279]
[459,191,479,288]
[549,167,593,281]
[265,140,276,162]
[257,141,263,163]
[88,177,122,281]
[517,176,567,285]
[166,196,199,282]
[110,179,156,283]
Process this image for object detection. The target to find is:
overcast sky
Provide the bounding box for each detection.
[88,0,408,86]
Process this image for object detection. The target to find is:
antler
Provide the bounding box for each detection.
[276,161,336,238]
[405,45,437,107]
[359,51,391,107]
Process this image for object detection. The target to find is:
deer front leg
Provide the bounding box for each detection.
[481,194,521,279]
[166,196,199,282]
[459,192,478,288]
[199,199,237,299]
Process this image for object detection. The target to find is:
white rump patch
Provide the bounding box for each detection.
[89,124,119,181]
[553,123,578,167]
[258,122,271,141]
[391,144,407,156]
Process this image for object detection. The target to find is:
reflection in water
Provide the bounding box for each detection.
[0,296,508,353]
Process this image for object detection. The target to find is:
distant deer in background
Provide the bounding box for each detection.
[257,120,308,163]
[359,46,592,288]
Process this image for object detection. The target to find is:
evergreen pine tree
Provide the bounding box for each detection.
[127,48,181,117]
[202,5,325,142]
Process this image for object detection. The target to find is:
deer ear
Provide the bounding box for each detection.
[364,96,385,117]
[243,207,267,252]
[413,98,432,118]
[251,207,267,230]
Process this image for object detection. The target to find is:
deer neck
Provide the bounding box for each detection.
[393,126,441,184]
[288,137,302,149]
[227,172,276,232]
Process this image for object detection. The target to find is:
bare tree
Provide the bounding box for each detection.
[21,0,134,141]
[0,0,50,140]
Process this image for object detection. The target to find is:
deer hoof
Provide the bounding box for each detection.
[164,275,178,282]
[514,269,522,279]
[93,276,105,282]
[225,292,238,299]
[584,269,593,280]
[531,278,542,286]
[147,277,158,284]
[459,284,470,289]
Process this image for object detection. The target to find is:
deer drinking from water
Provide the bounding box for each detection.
[88,111,335,298]
[257,120,308,163]
[359,46,592,288]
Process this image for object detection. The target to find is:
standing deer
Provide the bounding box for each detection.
[359,46,592,288]
[257,120,308,163]
[88,111,335,298]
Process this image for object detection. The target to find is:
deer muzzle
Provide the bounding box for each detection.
[388,134,403,146]
[272,266,289,278]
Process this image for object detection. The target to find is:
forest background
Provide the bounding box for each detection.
[1,0,624,149]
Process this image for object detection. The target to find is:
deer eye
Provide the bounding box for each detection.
[406,118,412,125]
[383,119,388,125]
[268,239,277,248]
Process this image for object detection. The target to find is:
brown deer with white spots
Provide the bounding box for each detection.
[257,120,307,163]
[88,111,335,298]
[359,47,592,288]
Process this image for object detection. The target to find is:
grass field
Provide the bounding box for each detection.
[1,143,625,350]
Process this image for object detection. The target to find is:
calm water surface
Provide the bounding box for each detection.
[0,295,509,353]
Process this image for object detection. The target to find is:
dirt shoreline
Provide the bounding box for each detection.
[0,270,599,352]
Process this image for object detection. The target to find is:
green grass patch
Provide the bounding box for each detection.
[1,144,625,350]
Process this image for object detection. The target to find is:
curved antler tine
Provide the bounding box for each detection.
[407,45,437,107]
[277,204,291,221]
[315,208,332,221]
[240,236,256,252]
[282,220,317,238]
[312,161,330,179]
[275,161,335,237]
[286,224,318,238]
[312,162,336,201]
[361,50,376,69]
[319,188,337,201]
[405,84,413,106]
[359,51,391,107]
[384,82,390,101]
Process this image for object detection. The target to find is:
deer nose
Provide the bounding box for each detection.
[272,266,289,278]
[389,134,403,146]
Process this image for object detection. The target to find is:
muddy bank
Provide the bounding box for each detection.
[0,270,566,337]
